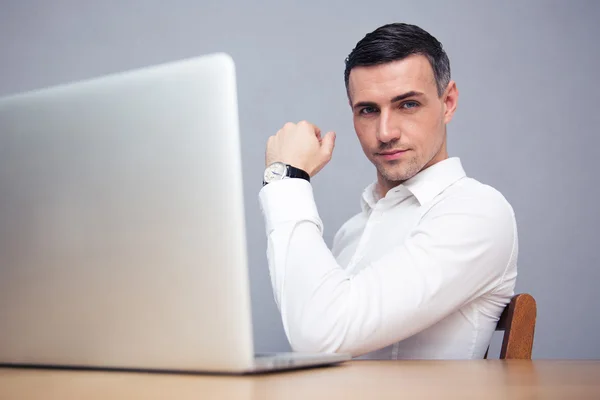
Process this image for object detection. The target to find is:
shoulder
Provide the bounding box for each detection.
[428,177,516,226]
[418,177,518,290]
[421,177,518,265]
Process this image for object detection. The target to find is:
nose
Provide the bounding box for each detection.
[376,109,401,144]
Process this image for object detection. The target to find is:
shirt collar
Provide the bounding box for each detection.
[360,157,467,211]
[360,181,379,212]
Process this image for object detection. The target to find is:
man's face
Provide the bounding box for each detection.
[348,55,458,190]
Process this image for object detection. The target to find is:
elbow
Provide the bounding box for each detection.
[283,304,346,353]
[283,279,366,356]
[288,325,344,354]
[287,317,359,356]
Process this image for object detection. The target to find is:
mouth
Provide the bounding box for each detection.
[376,149,409,161]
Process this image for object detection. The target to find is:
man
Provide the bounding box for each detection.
[259,23,518,359]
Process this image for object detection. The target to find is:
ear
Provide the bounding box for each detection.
[442,81,459,124]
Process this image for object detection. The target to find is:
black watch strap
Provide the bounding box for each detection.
[286,165,311,182]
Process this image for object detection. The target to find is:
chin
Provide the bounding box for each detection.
[384,164,424,183]
[382,172,413,183]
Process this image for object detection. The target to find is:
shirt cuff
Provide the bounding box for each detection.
[259,178,323,234]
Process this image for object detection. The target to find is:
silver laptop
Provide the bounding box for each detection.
[0,53,350,373]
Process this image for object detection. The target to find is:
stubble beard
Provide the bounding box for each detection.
[375,154,422,186]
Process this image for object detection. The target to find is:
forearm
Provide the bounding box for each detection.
[261,180,391,355]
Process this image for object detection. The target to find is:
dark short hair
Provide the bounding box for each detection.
[344,23,451,97]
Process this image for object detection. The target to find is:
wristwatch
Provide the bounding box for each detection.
[263,162,310,186]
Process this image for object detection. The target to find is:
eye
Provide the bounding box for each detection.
[359,106,378,115]
[401,101,420,110]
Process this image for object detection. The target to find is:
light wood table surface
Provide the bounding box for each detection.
[1,360,599,399]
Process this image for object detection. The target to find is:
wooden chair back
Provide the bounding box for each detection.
[485,293,537,359]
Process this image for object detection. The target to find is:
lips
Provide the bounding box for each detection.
[377,149,408,160]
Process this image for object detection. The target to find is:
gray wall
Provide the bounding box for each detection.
[1,0,598,359]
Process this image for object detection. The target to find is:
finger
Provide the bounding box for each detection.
[321,131,336,158]
[313,124,322,140]
[298,120,321,139]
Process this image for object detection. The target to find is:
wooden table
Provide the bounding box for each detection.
[1,360,599,399]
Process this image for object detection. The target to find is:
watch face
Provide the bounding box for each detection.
[264,162,287,183]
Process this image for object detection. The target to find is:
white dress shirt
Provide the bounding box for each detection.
[259,157,518,359]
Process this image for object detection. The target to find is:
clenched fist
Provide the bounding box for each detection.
[265,121,336,177]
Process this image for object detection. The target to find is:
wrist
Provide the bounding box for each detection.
[263,162,310,186]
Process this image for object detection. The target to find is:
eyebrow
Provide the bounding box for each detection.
[352,90,424,109]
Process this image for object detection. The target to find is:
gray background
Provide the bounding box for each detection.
[1,0,598,359]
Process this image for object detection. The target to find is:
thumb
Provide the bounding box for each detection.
[321,131,336,158]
